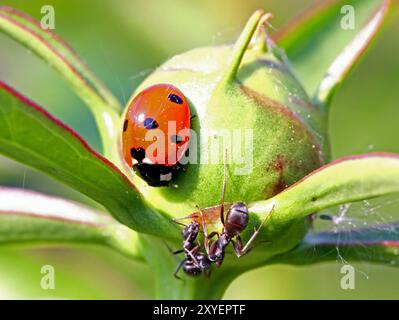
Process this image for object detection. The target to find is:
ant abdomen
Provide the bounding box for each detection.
[183,261,202,276]
[183,252,211,276]
[225,202,249,235]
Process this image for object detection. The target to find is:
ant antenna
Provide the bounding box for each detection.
[171,217,188,227]
[220,149,228,226]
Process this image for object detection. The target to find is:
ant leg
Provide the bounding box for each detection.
[185,245,201,267]
[204,231,219,256]
[232,236,253,258]
[197,206,208,238]
[163,240,182,259]
[174,258,186,280]
[207,231,219,239]
[192,245,200,255]
[235,205,275,257]
[197,205,212,254]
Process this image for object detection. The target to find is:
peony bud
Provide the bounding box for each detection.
[121,10,329,219]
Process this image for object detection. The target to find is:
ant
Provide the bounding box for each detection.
[171,219,211,279]
[172,153,275,273]
[200,156,275,266]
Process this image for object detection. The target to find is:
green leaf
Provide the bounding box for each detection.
[250,153,399,230]
[0,6,122,157]
[272,223,399,266]
[274,0,392,108]
[0,247,152,299]
[0,81,177,239]
[0,187,142,261]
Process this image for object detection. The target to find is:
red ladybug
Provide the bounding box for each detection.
[122,84,191,186]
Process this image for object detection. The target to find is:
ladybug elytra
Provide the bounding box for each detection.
[122,84,191,186]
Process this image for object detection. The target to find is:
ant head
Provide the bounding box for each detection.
[225,202,249,235]
[182,221,200,240]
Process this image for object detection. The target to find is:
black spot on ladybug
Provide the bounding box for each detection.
[130,147,145,162]
[144,118,159,129]
[171,135,184,144]
[123,119,128,132]
[168,93,183,104]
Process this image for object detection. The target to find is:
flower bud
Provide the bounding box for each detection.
[121,10,328,219]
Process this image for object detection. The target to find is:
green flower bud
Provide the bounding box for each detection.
[121,10,329,221]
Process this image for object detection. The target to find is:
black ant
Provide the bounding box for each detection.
[201,157,275,266]
[171,219,211,279]
[172,154,275,274]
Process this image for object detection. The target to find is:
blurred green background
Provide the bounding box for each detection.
[0,0,399,299]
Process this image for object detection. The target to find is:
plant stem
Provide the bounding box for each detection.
[138,235,238,299]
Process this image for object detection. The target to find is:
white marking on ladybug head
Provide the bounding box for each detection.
[160,173,172,181]
[142,157,153,164]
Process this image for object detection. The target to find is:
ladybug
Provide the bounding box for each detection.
[122,84,191,186]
